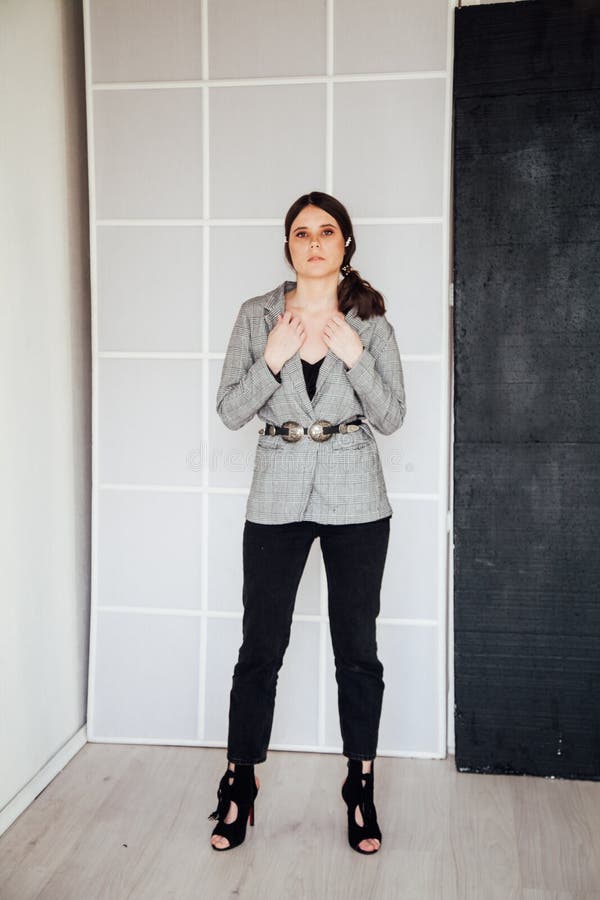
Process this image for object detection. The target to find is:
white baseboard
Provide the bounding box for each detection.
[0,724,88,838]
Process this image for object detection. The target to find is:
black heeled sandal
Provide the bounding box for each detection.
[208,764,259,851]
[341,758,382,855]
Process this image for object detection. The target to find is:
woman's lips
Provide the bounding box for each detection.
[308,256,325,261]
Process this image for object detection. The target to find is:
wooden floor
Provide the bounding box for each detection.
[1,743,599,900]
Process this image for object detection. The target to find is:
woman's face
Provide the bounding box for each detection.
[287,205,346,281]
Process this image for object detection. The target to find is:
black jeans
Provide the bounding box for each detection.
[226,515,391,764]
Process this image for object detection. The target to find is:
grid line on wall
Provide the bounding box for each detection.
[94,607,440,627]
[84,0,452,758]
[85,733,442,758]
[91,71,448,90]
[440,0,455,755]
[83,0,100,738]
[95,217,445,225]
[197,0,211,738]
[321,0,332,746]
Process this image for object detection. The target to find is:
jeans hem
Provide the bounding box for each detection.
[344,751,377,761]
[227,754,267,765]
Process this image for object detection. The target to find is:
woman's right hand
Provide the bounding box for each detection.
[264,311,306,375]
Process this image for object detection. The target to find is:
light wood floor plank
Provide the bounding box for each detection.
[512,773,600,894]
[446,767,522,900]
[1,744,599,900]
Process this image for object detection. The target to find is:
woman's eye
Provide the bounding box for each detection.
[293,229,335,239]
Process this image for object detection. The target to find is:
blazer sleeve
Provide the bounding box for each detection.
[216,304,282,430]
[344,321,406,435]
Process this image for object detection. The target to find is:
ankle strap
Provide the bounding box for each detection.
[347,759,375,776]
[226,764,255,780]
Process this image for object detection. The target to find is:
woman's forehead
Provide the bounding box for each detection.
[290,205,339,229]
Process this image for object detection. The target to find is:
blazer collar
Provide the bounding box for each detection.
[263,281,370,419]
[263,281,369,332]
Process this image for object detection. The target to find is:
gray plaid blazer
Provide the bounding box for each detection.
[216,280,406,525]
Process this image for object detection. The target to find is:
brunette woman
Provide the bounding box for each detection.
[209,191,406,854]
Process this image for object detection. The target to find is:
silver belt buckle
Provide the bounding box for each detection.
[281,420,303,442]
[260,418,357,442]
[308,419,333,442]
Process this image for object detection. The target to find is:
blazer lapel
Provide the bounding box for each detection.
[263,282,314,420]
[311,307,371,408]
[263,281,372,420]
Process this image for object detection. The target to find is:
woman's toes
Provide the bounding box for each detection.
[358,837,380,852]
[211,835,230,849]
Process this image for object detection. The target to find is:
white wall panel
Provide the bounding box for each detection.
[206,493,247,612]
[381,498,439,621]
[209,84,327,218]
[208,0,326,78]
[378,360,442,494]
[93,611,201,739]
[86,0,453,759]
[334,0,447,74]
[98,491,203,610]
[91,0,203,82]
[94,89,203,219]
[333,80,446,218]
[97,225,203,351]
[377,624,440,753]
[99,358,204,485]
[210,226,291,351]
[352,224,444,356]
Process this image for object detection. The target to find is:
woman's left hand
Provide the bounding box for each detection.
[322,312,364,369]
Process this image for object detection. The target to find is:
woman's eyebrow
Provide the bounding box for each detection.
[293,223,338,232]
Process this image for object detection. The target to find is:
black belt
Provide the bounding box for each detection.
[258,417,364,443]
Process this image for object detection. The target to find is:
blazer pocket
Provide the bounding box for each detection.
[257,435,284,451]
[327,441,379,478]
[331,436,374,452]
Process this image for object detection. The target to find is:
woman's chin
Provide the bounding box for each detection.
[297,266,340,281]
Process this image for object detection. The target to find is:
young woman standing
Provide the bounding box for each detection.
[210,191,406,854]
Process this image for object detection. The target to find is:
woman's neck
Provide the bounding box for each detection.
[286,273,341,314]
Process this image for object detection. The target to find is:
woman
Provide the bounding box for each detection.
[209,191,406,854]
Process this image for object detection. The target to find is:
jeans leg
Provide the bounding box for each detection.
[227,519,317,764]
[320,516,391,761]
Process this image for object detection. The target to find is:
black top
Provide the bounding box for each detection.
[301,356,325,400]
[271,356,326,401]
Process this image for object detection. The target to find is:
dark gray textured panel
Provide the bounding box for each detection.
[455,444,600,633]
[454,85,600,444]
[453,1,600,780]
[453,0,600,99]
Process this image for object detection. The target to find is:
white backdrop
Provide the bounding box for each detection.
[85,0,454,758]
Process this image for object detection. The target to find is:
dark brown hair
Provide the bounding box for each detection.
[283,191,387,319]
